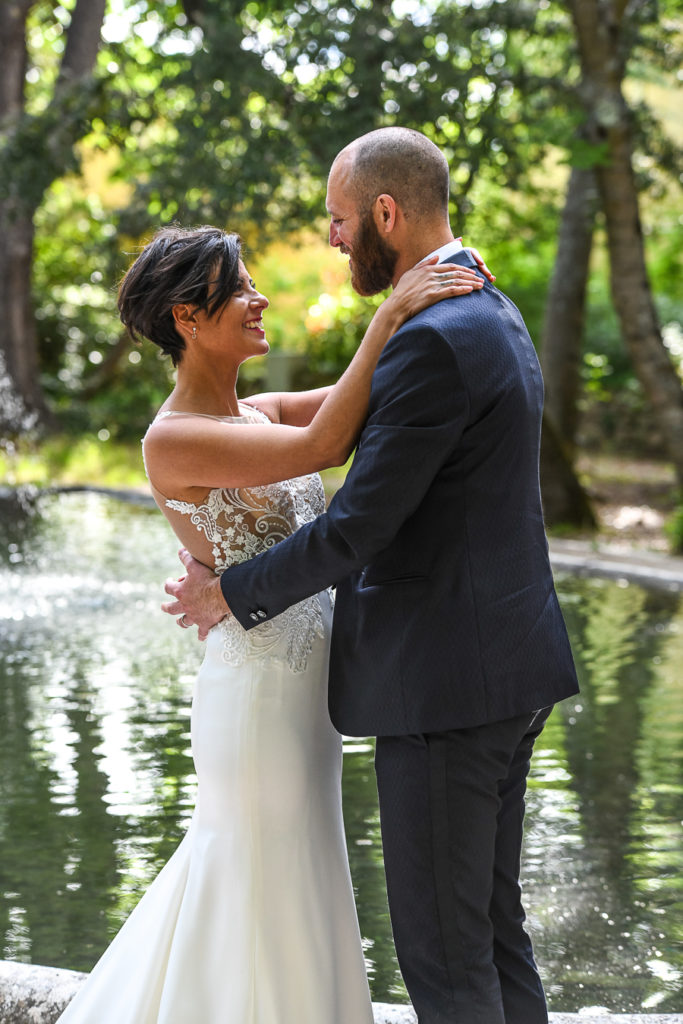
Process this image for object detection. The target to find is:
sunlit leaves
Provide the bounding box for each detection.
[3,0,680,438]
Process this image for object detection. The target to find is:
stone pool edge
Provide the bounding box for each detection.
[548,537,683,592]
[0,961,681,1024]
[6,483,683,592]
[5,485,683,593]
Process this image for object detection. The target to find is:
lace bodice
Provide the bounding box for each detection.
[146,405,330,673]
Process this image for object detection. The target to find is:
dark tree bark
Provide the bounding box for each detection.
[540,413,597,529]
[0,215,43,434]
[0,0,106,437]
[0,1,32,116]
[568,0,683,489]
[59,0,107,82]
[541,166,599,449]
[537,166,599,527]
[181,0,206,25]
[0,0,46,434]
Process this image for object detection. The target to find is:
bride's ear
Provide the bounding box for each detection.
[172,303,197,338]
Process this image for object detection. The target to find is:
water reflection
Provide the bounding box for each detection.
[528,578,683,1011]
[0,492,681,1011]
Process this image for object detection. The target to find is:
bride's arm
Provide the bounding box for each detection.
[241,386,333,427]
[143,259,483,494]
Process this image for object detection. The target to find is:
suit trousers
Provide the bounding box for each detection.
[374,706,553,1024]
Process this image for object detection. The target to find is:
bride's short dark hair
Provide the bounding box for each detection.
[118,226,242,366]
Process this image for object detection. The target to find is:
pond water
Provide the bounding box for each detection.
[1,489,682,1013]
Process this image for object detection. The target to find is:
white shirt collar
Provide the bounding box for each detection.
[417,238,464,266]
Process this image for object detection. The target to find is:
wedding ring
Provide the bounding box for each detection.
[439,275,456,286]
[179,614,190,628]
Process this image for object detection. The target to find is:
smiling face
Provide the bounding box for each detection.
[190,261,270,364]
[326,158,398,296]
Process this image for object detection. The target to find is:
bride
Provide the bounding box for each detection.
[56,224,485,1024]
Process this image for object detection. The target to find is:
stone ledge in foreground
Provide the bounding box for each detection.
[374,1007,681,1024]
[0,962,85,1024]
[1,962,681,1024]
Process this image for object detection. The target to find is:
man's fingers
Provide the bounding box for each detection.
[164,577,183,598]
[178,547,195,569]
[161,549,221,635]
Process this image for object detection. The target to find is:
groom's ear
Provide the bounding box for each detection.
[373,193,398,235]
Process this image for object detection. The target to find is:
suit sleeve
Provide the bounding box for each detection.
[221,323,469,628]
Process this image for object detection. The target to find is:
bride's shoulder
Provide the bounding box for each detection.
[238,396,280,423]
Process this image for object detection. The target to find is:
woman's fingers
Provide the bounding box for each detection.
[468,246,496,282]
[392,259,484,318]
[429,264,483,293]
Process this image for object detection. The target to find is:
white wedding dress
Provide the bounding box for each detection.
[57,406,374,1024]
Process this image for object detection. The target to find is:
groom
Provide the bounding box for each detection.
[164,127,579,1023]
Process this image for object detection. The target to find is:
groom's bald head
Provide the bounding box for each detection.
[333,128,450,221]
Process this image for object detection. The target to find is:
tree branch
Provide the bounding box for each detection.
[78,332,132,400]
[181,0,205,27]
[0,0,32,119]
[58,0,107,84]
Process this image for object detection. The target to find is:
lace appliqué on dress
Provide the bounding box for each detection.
[166,473,329,674]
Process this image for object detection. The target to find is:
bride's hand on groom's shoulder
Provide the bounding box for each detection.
[162,548,231,638]
[457,238,496,282]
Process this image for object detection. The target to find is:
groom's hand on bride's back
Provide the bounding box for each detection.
[162,548,231,639]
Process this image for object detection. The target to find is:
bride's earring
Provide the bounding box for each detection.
[191,326,197,340]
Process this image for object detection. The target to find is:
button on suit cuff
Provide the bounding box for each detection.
[219,563,268,630]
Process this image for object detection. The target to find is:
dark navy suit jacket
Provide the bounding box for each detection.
[221,250,579,736]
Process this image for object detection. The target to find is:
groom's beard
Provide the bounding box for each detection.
[348,210,399,296]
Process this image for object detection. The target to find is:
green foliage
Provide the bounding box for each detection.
[297,287,384,388]
[62,346,176,442]
[0,78,102,215]
[2,0,681,454]
[464,176,564,343]
[31,177,175,440]
[245,234,345,352]
[100,0,584,238]
[0,435,146,488]
[665,500,683,554]
[33,182,119,377]
[575,161,683,448]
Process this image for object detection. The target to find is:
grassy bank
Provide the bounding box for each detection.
[1,435,148,491]
[0,434,350,498]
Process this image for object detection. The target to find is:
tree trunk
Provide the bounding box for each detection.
[0,211,47,435]
[599,119,683,479]
[569,0,683,490]
[58,0,107,83]
[0,1,49,435]
[540,412,596,529]
[0,0,107,437]
[540,166,598,449]
[537,165,598,527]
[0,1,32,117]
